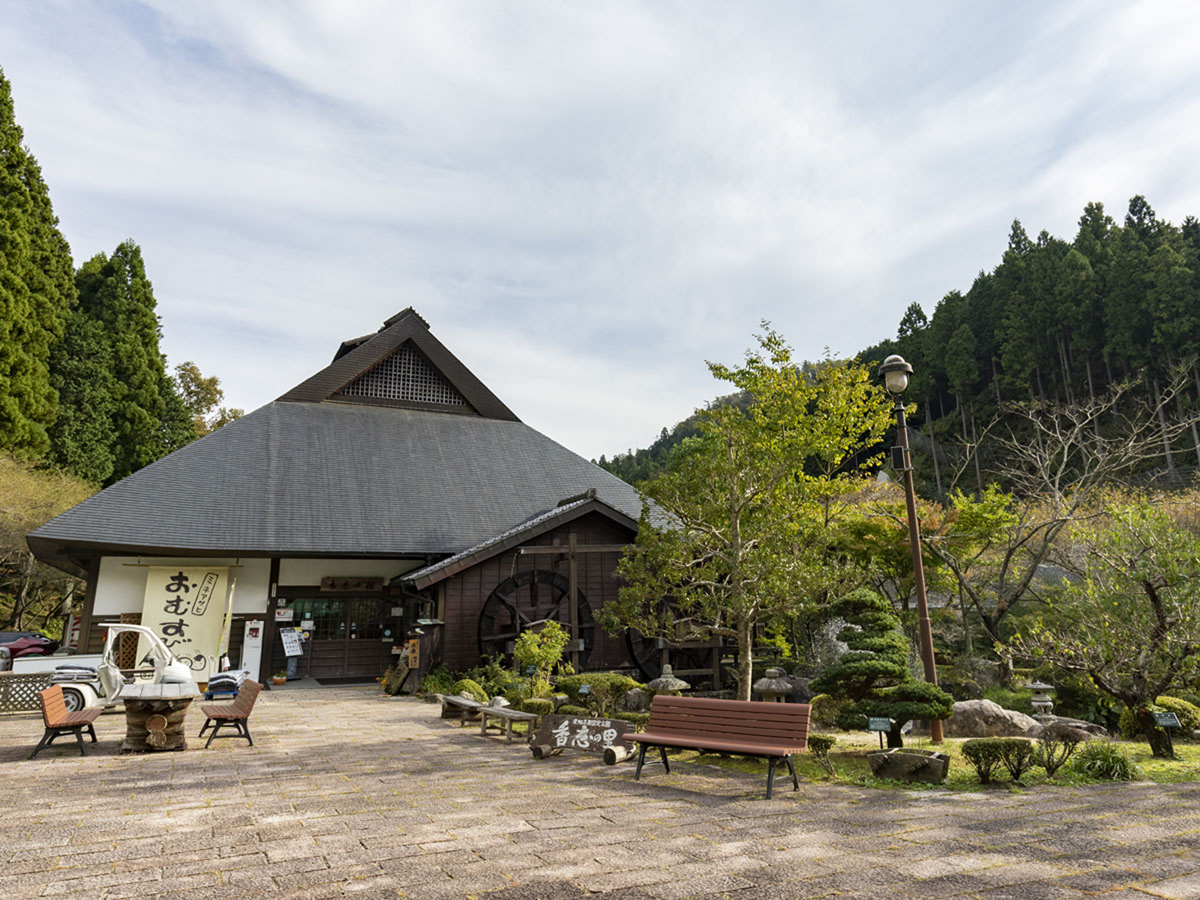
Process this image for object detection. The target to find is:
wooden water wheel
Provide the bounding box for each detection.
[478,570,595,667]
[625,629,725,687]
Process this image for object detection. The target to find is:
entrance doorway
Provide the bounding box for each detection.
[275,596,397,680]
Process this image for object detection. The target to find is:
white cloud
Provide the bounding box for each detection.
[2,0,1199,458]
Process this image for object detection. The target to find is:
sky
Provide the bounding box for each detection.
[3,1,1200,461]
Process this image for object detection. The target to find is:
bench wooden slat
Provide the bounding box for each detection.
[628,695,811,799]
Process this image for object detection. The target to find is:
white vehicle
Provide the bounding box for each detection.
[48,624,197,712]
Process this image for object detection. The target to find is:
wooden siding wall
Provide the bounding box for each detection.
[441,512,635,672]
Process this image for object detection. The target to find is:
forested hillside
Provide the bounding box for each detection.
[602,196,1200,494]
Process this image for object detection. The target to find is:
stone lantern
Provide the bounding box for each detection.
[1028,681,1054,715]
[646,664,690,696]
[753,667,792,703]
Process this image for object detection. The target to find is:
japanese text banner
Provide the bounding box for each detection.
[138,567,229,681]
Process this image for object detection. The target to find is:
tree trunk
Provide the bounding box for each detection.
[970,404,984,495]
[1136,706,1174,758]
[926,393,943,497]
[1086,359,1100,438]
[1152,378,1178,482]
[886,726,905,749]
[736,619,753,701]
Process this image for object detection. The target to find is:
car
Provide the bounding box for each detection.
[0,633,59,671]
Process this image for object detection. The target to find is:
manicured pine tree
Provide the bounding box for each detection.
[810,588,953,749]
[0,67,75,457]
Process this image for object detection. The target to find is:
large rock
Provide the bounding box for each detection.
[867,749,950,783]
[786,676,812,704]
[943,699,1040,738]
[1032,714,1108,739]
[621,688,650,712]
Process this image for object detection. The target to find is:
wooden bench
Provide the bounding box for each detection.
[197,680,262,748]
[440,694,485,725]
[629,695,811,799]
[478,706,541,743]
[30,685,101,759]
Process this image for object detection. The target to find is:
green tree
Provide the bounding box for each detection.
[810,588,953,748]
[174,360,244,437]
[74,241,192,483]
[0,68,76,457]
[0,453,95,633]
[603,326,894,699]
[46,312,116,484]
[1012,503,1200,758]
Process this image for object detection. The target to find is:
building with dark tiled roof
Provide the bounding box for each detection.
[29,309,646,685]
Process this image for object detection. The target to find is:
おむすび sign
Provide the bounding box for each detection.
[138,567,230,680]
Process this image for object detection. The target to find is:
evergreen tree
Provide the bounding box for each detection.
[0,68,75,457]
[810,588,953,748]
[74,241,190,483]
[47,312,116,484]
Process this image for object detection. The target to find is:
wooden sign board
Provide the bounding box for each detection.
[320,577,384,593]
[531,714,635,755]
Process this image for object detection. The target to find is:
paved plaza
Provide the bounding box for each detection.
[2,687,1200,899]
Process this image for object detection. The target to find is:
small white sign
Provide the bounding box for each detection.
[274,608,294,622]
[300,619,315,630]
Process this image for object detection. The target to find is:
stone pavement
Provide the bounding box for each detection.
[2,687,1200,899]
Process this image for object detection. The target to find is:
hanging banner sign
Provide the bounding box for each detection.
[138,567,229,681]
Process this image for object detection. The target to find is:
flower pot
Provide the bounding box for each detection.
[272,676,287,686]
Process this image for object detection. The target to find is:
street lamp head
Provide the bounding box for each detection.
[878,354,913,395]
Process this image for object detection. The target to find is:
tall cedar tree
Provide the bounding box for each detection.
[810,588,953,748]
[0,68,76,456]
[72,241,192,483]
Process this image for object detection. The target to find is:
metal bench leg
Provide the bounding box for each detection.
[766,758,777,799]
[29,729,53,760]
[659,746,670,774]
[86,723,98,743]
[786,755,799,791]
[635,744,648,779]
[198,718,213,737]
[243,720,254,747]
[74,727,88,757]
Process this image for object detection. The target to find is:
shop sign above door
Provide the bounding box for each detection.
[320,577,384,593]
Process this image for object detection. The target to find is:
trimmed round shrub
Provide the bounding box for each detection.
[610,712,650,730]
[452,678,488,703]
[1156,696,1200,733]
[556,704,589,717]
[962,738,1035,784]
[1118,697,1200,740]
[520,698,555,717]
[555,673,644,715]
[809,693,851,729]
[1070,740,1139,781]
[808,734,837,776]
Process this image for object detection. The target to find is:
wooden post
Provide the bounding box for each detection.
[568,532,579,671]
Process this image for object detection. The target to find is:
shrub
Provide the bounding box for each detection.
[808,734,837,776]
[809,693,851,729]
[464,656,527,700]
[556,704,589,717]
[997,738,1037,782]
[520,698,555,717]
[452,678,488,703]
[610,712,650,730]
[1037,722,1087,777]
[982,687,1034,716]
[556,673,644,716]
[504,682,533,707]
[1070,741,1139,781]
[418,664,455,696]
[962,738,1005,784]
[513,621,571,696]
[1156,696,1200,733]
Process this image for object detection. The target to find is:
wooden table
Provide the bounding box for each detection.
[117,682,200,752]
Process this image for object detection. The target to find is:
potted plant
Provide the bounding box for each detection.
[272,670,288,686]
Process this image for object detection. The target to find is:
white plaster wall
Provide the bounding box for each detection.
[277,558,423,586]
[94,557,271,615]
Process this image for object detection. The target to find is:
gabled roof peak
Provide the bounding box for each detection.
[279,309,519,421]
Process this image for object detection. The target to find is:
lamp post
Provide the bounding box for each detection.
[878,354,943,743]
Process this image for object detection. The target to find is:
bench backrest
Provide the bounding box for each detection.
[38,685,68,728]
[646,695,811,748]
[229,679,262,716]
